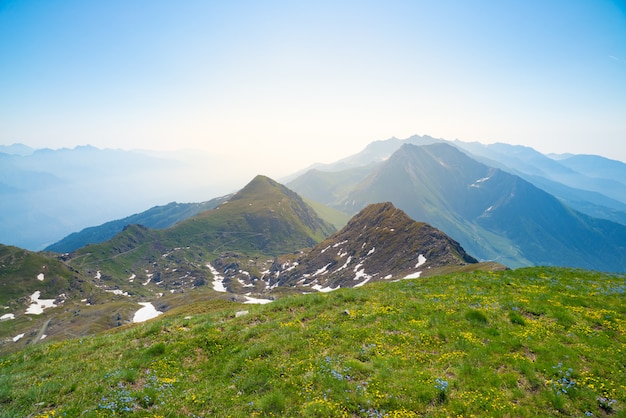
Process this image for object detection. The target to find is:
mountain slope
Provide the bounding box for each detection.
[0,244,101,353]
[287,135,626,227]
[2,267,625,417]
[44,198,229,253]
[273,202,505,290]
[68,175,336,294]
[337,143,626,271]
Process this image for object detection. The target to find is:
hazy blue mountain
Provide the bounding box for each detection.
[0,143,35,156]
[556,154,626,186]
[287,135,626,227]
[286,165,377,206]
[281,134,444,182]
[455,142,626,206]
[0,146,238,250]
[296,143,626,271]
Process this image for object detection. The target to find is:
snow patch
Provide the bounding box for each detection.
[243,296,273,305]
[282,261,298,272]
[404,271,422,279]
[313,263,332,276]
[384,274,393,280]
[354,277,371,287]
[415,254,427,268]
[95,271,101,279]
[37,273,44,281]
[207,264,227,292]
[0,313,15,321]
[238,278,254,288]
[320,245,331,254]
[367,247,376,256]
[353,268,371,282]
[25,291,57,315]
[132,302,162,323]
[334,256,353,273]
[106,289,130,297]
[13,333,25,342]
[312,284,340,293]
[470,176,491,188]
[128,273,136,282]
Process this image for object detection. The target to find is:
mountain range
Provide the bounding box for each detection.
[1,173,504,354]
[3,134,626,353]
[288,139,626,271]
[0,145,244,250]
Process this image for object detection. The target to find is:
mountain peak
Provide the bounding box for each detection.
[275,202,480,290]
[230,174,288,203]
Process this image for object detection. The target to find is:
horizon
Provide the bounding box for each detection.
[1,1,625,179]
[3,133,626,165]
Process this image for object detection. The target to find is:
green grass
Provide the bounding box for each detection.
[1,267,625,417]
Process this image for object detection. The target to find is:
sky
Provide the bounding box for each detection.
[1,0,625,180]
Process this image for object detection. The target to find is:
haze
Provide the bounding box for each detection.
[1,0,625,182]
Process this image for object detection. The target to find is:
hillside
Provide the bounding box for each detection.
[66,175,336,294]
[1,267,624,417]
[272,202,504,290]
[204,202,504,295]
[45,197,229,253]
[0,244,107,353]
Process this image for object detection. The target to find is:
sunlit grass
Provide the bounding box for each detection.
[1,267,625,417]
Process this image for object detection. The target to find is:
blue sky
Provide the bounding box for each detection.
[1,0,625,177]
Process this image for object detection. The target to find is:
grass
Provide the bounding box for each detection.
[1,266,625,417]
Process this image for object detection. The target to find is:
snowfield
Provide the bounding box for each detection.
[132,302,162,323]
[207,263,227,292]
[243,296,273,304]
[25,291,57,315]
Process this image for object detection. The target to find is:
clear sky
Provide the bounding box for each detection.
[1,0,625,179]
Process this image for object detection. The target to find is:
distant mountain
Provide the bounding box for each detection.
[45,197,229,253]
[292,143,626,271]
[0,145,241,250]
[454,141,626,214]
[287,165,377,207]
[271,202,505,290]
[286,135,626,227]
[0,143,35,156]
[556,154,626,189]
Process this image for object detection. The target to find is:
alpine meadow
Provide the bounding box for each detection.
[2,1,626,416]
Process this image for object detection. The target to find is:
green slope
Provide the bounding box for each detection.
[45,198,227,253]
[1,267,624,417]
[68,175,336,290]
